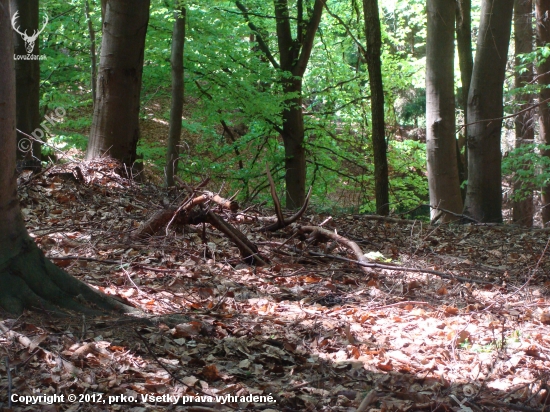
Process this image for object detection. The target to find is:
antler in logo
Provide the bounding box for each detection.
[11,11,48,54]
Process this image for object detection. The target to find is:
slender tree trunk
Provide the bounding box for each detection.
[536,0,550,225]
[363,0,389,215]
[9,0,41,168]
[84,0,97,105]
[426,0,463,223]
[281,77,307,209]
[86,0,150,167]
[513,0,534,226]
[0,0,132,315]
[272,0,323,209]
[165,7,186,187]
[463,0,514,223]
[455,0,473,196]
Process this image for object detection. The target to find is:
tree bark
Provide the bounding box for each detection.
[513,0,534,227]
[86,0,150,167]
[273,0,323,209]
[463,0,514,223]
[0,0,133,315]
[536,0,550,225]
[426,0,463,223]
[165,6,186,187]
[455,0,473,196]
[363,0,389,216]
[9,0,41,168]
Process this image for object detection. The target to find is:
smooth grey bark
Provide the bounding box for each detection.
[165,7,186,187]
[9,0,41,167]
[0,0,133,315]
[84,0,97,104]
[513,0,534,227]
[536,0,550,225]
[86,0,150,167]
[463,0,514,223]
[363,0,389,216]
[426,0,463,223]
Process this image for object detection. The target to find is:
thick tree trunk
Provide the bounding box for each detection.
[536,0,550,225]
[513,0,534,227]
[9,0,41,168]
[0,0,133,315]
[463,0,514,223]
[363,0,389,216]
[426,0,463,223]
[455,0,473,196]
[86,0,150,167]
[165,7,186,187]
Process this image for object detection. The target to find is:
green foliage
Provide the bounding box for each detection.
[35,0,434,213]
[502,143,550,201]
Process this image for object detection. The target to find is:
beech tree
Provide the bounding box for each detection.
[463,0,514,222]
[0,0,131,315]
[85,0,151,167]
[10,0,42,167]
[363,0,389,216]
[425,0,463,223]
[236,0,323,209]
[513,0,534,227]
[165,5,186,187]
[536,0,550,225]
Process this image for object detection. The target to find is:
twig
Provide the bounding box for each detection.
[458,97,550,131]
[363,301,437,311]
[356,389,378,412]
[306,250,495,284]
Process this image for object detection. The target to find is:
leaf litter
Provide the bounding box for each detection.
[1,161,550,411]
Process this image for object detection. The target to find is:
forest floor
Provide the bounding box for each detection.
[1,161,550,412]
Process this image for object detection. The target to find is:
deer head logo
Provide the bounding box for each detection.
[11,11,48,54]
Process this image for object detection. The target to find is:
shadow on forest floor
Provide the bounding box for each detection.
[1,162,550,411]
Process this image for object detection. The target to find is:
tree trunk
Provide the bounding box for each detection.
[0,0,132,315]
[281,77,307,209]
[463,0,514,223]
[165,6,186,187]
[513,0,534,227]
[84,0,97,105]
[363,0,389,216]
[9,0,41,168]
[426,0,463,223]
[273,0,323,209]
[86,0,150,167]
[536,0,550,225]
[455,0,473,197]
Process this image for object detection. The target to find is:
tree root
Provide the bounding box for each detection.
[0,237,137,315]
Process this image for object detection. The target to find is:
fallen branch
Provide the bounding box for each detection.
[205,211,268,266]
[253,166,312,232]
[305,250,495,284]
[297,225,372,277]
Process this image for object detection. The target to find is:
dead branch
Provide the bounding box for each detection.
[253,166,312,232]
[131,196,206,240]
[306,250,495,284]
[205,211,268,266]
[201,191,239,211]
[297,225,372,277]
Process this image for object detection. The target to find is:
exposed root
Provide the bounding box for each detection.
[0,237,137,315]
